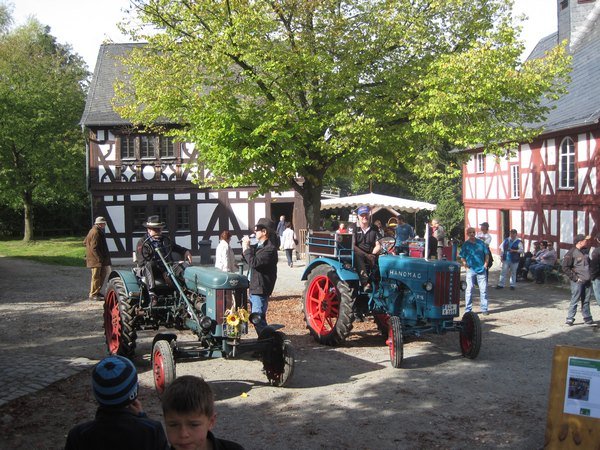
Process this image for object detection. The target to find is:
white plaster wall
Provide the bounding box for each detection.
[475,177,485,199]
[100,143,114,161]
[177,235,192,249]
[547,138,556,164]
[208,192,218,199]
[131,194,147,201]
[142,165,155,180]
[511,210,523,233]
[228,192,236,199]
[240,192,249,199]
[524,210,535,235]
[489,176,498,200]
[255,202,267,222]
[154,194,169,201]
[198,203,218,233]
[560,210,574,244]
[578,133,588,161]
[467,208,478,228]
[107,205,125,233]
[271,191,295,198]
[231,202,249,230]
[577,210,587,236]
[107,238,121,253]
[174,193,190,200]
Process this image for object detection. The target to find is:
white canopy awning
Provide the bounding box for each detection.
[320,193,436,214]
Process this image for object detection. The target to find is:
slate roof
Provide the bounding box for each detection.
[80,43,143,127]
[527,28,600,134]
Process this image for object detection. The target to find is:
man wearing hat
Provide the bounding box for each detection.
[562,234,594,326]
[136,216,192,303]
[242,221,278,333]
[354,205,381,291]
[83,216,112,301]
[65,355,169,449]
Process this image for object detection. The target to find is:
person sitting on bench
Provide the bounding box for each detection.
[353,205,381,292]
[529,241,557,283]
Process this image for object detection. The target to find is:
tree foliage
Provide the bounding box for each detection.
[115,0,570,229]
[0,13,89,240]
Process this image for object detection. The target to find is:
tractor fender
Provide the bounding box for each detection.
[301,258,359,283]
[152,333,178,348]
[107,269,140,297]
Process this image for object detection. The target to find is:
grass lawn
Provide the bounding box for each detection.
[0,236,86,266]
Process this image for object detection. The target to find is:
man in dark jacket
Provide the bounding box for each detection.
[65,355,169,450]
[83,216,112,301]
[242,222,278,333]
[590,234,600,308]
[562,234,594,326]
[136,216,192,302]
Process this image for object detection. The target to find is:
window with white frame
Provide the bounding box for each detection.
[559,137,575,189]
[476,153,485,173]
[511,165,520,199]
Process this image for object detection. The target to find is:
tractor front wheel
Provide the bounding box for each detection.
[459,311,482,359]
[303,265,355,346]
[103,277,137,359]
[387,315,404,368]
[152,339,176,395]
[259,328,294,387]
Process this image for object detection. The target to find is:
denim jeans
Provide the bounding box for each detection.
[592,278,600,308]
[285,249,293,266]
[498,260,519,287]
[465,268,488,313]
[566,281,592,322]
[250,294,269,333]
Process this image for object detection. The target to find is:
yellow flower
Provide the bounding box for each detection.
[227,313,240,326]
[238,308,249,323]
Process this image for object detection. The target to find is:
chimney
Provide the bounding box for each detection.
[557,0,599,49]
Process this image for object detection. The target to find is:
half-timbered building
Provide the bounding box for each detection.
[462,0,600,257]
[81,44,307,258]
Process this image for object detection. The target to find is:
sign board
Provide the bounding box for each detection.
[545,345,600,448]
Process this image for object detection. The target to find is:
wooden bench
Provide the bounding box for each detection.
[542,261,563,283]
[307,231,354,262]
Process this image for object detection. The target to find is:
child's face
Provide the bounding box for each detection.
[165,411,216,450]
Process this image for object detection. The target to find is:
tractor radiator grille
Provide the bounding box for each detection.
[434,270,460,306]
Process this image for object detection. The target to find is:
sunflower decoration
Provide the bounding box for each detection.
[224,307,250,338]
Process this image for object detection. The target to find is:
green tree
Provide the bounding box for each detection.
[0,14,89,240]
[115,0,570,229]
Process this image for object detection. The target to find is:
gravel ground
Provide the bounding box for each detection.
[0,256,599,450]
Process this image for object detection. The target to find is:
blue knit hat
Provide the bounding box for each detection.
[92,356,138,408]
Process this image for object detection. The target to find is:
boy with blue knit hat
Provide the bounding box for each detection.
[65,355,169,450]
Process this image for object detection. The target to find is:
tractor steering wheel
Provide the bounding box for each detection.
[379,236,396,255]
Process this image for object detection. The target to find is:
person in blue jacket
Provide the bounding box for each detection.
[496,229,523,290]
[459,227,490,315]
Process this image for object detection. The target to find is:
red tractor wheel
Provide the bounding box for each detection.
[386,315,404,368]
[459,311,482,359]
[103,277,137,359]
[303,265,355,346]
[152,339,176,395]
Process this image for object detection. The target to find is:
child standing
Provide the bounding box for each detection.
[65,355,169,450]
[162,376,244,450]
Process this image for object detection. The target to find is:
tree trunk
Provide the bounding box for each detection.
[22,191,33,242]
[300,179,323,231]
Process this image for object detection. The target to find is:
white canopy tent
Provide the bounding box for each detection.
[320,193,436,213]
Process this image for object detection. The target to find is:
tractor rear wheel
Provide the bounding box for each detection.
[104,277,137,359]
[459,311,482,359]
[152,339,176,395]
[303,264,355,346]
[259,328,294,387]
[387,315,404,368]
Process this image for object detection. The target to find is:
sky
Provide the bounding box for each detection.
[10,0,558,72]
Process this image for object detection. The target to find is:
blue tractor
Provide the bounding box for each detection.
[302,233,481,367]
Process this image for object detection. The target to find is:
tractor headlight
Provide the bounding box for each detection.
[460,280,467,291]
[199,316,213,330]
[249,312,262,325]
[423,281,434,292]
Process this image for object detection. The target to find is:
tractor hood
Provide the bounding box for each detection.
[184,266,249,291]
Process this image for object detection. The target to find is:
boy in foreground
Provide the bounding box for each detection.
[162,376,244,450]
[65,355,169,450]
